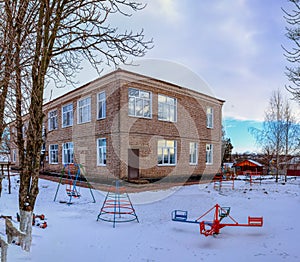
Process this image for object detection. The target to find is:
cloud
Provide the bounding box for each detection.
[146,0,183,23]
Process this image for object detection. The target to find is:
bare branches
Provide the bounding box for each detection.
[250,90,300,181]
[283,0,300,102]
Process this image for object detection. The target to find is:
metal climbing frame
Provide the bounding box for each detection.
[97,180,139,228]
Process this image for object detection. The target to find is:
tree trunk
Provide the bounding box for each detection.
[19,209,33,252]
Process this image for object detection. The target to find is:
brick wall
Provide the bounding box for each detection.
[11,69,224,183]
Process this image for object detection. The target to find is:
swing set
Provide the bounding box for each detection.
[53,163,96,205]
[172,204,263,237]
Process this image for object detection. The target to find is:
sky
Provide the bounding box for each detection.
[45,0,300,153]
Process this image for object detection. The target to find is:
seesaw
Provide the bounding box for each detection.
[172,204,263,237]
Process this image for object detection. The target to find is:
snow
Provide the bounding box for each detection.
[1,175,300,262]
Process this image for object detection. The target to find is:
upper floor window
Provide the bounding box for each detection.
[128,88,152,118]
[97,138,107,166]
[78,97,91,124]
[62,142,74,164]
[189,142,198,165]
[157,139,177,166]
[97,92,106,119]
[158,94,177,122]
[12,149,16,163]
[49,144,58,164]
[48,110,58,131]
[206,144,213,164]
[62,103,73,128]
[206,107,213,128]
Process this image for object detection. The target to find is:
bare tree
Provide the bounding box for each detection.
[283,0,300,102]
[0,0,152,251]
[250,90,299,182]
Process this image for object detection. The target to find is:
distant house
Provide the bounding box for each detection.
[9,68,224,183]
[234,159,263,175]
[281,157,300,176]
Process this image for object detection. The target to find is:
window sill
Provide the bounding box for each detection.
[128,115,152,120]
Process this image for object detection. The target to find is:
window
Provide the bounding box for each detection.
[62,103,73,127]
[22,121,28,138]
[49,144,58,164]
[206,144,213,164]
[128,88,152,118]
[157,140,176,165]
[42,124,46,138]
[97,92,106,119]
[78,97,91,124]
[158,95,177,122]
[206,107,213,128]
[97,138,106,166]
[62,142,74,164]
[12,149,16,163]
[48,110,58,131]
[189,142,198,165]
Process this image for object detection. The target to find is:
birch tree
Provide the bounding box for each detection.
[250,90,299,182]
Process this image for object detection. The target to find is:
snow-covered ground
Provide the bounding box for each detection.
[0,175,299,262]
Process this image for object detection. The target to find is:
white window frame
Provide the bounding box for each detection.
[62,103,73,128]
[77,97,91,124]
[206,144,213,165]
[189,142,198,165]
[48,109,58,131]
[49,144,59,164]
[128,88,152,118]
[206,107,214,128]
[97,92,106,120]
[158,94,177,122]
[97,138,107,166]
[157,140,177,166]
[62,142,74,164]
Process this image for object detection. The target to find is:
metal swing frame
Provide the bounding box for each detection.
[53,163,96,205]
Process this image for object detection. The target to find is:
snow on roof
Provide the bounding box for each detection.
[248,159,263,167]
[118,59,216,97]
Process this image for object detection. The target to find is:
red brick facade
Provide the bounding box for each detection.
[10,69,224,183]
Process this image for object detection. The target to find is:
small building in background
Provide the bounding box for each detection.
[234,159,263,176]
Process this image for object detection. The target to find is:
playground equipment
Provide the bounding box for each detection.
[244,171,262,186]
[172,204,263,237]
[53,163,95,204]
[213,174,234,191]
[97,180,139,228]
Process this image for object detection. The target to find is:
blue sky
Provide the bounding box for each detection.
[45,0,300,153]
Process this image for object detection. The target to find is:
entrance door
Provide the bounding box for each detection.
[128,149,139,180]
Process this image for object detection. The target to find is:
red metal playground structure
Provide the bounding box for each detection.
[172,204,263,237]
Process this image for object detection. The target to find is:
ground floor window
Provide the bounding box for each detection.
[206,144,213,164]
[97,138,106,166]
[158,140,176,165]
[62,142,74,164]
[189,142,198,165]
[49,144,58,164]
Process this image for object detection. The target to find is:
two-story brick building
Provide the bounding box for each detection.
[10,68,224,184]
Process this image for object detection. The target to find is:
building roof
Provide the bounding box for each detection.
[44,59,224,106]
[118,59,215,97]
[234,159,263,167]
